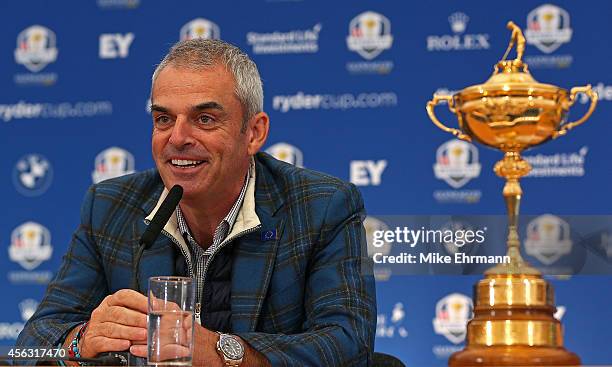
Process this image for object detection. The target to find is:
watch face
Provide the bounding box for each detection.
[221,336,244,360]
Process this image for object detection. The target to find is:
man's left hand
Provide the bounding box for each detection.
[130,323,223,366]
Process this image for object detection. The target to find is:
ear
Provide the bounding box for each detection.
[246,112,270,155]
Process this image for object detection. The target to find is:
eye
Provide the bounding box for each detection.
[198,115,214,125]
[154,115,171,125]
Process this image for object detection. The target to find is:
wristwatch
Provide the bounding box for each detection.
[216,332,244,366]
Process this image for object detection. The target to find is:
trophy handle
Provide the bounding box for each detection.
[426,94,472,142]
[554,85,598,138]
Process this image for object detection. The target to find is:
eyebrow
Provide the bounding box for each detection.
[193,101,224,112]
[149,102,225,114]
[150,104,169,113]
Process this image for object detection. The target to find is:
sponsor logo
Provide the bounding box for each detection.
[265,142,303,167]
[14,25,58,86]
[433,293,473,344]
[525,214,572,265]
[15,25,58,72]
[433,140,482,204]
[247,23,321,55]
[524,146,587,178]
[272,91,397,112]
[350,160,387,186]
[377,302,408,338]
[434,139,481,189]
[99,33,134,59]
[9,222,53,271]
[92,147,135,183]
[579,83,612,103]
[600,232,612,259]
[427,12,490,51]
[180,18,220,41]
[440,221,480,254]
[97,0,140,9]
[364,216,392,281]
[0,100,113,122]
[0,300,38,340]
[13,154,53,197]
[554,305,566,320]
[19,299,39,322]
[525,4,572,54]
[346,11,393,60]
[523,4,573,69]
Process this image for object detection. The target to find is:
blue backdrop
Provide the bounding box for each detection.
[2,0,611,365]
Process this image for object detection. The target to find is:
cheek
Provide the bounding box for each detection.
[151,132,167,154]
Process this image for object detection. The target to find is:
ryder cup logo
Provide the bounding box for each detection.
[14,25,58,72]
[180,18,220,41]
[525,4,572,54]
[433,293,473,344]
[13,154,53,197]
[92,147,135,183]
[265,142,303,167]
[346,11,393,60]
[434,139,481,189]
[19,299,39,322]
[9,222,53,271]
[364,216,392,281]
[524,214,572,265]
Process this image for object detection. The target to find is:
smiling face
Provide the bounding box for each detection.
[150,64,254,204]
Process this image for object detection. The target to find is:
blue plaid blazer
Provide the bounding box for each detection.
[16,152,376,366]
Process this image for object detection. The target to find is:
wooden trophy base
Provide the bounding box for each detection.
[449,345,580,366]
[448,274,581,367]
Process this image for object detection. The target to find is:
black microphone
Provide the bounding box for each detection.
[131,184,183,291]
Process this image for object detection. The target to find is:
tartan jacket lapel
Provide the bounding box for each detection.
[136,153,287,331]
[133,182,177,291]
[231,153,286,332]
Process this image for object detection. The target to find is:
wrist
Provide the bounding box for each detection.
[216,332,244,366]
[66,322,89,365]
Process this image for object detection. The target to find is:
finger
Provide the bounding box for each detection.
[183,314,193,330]
[97,322,147,341]
[107,289,148,313]
[149,296,183,313]
[81,336,131,358]
[98,306,147,327]
[159,344,190,360]
[130,345,147,358]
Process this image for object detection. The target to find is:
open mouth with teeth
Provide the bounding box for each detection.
[170,159,205,168]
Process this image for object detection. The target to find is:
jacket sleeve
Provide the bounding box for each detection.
[15,185,108,352]
[237,183,377,366]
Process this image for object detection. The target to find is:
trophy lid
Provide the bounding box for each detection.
[457,22,563,100]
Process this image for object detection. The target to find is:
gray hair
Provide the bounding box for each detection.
[152,39,263,124]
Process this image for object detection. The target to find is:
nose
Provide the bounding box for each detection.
[168,115,194,148]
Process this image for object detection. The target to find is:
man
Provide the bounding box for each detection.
[16,39,376,366]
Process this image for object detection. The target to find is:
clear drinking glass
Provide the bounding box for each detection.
[147,276,195,366]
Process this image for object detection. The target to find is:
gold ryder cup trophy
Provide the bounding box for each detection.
[426,22,598,366]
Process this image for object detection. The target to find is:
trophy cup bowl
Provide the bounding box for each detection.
[428,62,597,154]
[426,22,598,366]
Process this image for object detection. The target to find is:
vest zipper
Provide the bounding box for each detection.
[143,219,197,321]
[157,227,202,324]
[146,219,261,326]
[199,225,262,323]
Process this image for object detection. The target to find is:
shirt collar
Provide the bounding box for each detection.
[145,157,260,253]
[175,161,252,247]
